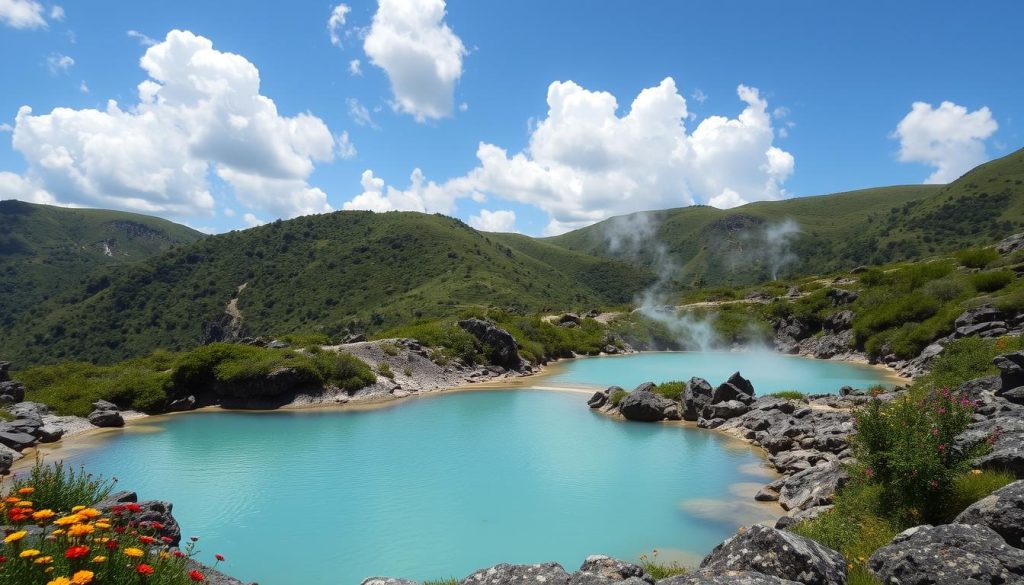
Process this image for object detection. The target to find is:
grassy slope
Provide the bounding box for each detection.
[0,200,204,328]
[0,212,647,365]
[546,148,1024,287]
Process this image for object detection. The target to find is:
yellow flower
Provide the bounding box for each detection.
[47,578,72,585]
[93,537,109,543]
[94,521,111,530]
[4,530,27,543]
[71,506,86,513]
[90,556,107,563]
[20,549,41,558]
[123,547,144,558]
[67,524,94,537]
[77,508,101,519]
[71,570,95,585]
[16,500,33,508]
[54,514,84,526]
[972,469,983,475]
[159,551,170,560]
[51,529,65,536]
[18,487,35,495]
[33,509,56,521]
[34,555,54,564]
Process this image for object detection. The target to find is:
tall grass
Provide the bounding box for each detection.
[10,459,116,512]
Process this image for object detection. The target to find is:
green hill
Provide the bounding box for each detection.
[546,148,1024,288]
[0,211,651,365]
[0,200,204,328]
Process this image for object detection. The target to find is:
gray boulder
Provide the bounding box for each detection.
[0,431,36,450]
[955,321,1009,339]
[88,409,124,428]
[683,377,714,421]
[956,305,1006,328]
[619,390,676,422]
[712,373,755,405]
[575,555,652,584]
[994,351,1024,392]
[700,525,847,585]
[956,415,1024,477]
[461,563,570,585]
[998,232,1024,255]
[458,319,523,370]
[97,492,181,546]
[0,380,25,403]
[954,480,1024,548]
[36,424,64,443]
[823,310,854,333]
[658,571,800,584]
[778,462,848,511]
[92,399,119,411]
[826,288,858,306]
[168,395,197,412]
[869,523,1024,585]
[8,401,49,418]
[705,400,750,420]
[0,448,14,474]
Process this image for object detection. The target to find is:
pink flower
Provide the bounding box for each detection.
[931,428,939,436]
[865,467,874,478]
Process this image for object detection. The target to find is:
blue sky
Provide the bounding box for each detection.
[0,0,1021,235]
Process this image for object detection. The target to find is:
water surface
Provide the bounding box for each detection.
[544,351,896,393]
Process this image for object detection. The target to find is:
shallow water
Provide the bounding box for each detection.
[544,350,897,393]
[55,352,894,583]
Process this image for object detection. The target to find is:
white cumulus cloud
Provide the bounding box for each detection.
[893,100,998,184]
[46,53,74,74]
[348,58,362,76]
[0,171,55,204]
[363,0,466,122]
[0,0,46,29]
[343,78,794,234]
[48,5,62,20]
[10,29,338,218]
[468,209,516,232]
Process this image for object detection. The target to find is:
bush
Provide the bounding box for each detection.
[852,387,988,523]
[11,460,115,513]
[314,351,377,391]
[377,362,395,379]
[378,321,482,365]
[996,288,1024,313]
[654,381,686,401]
[942,469,1015,522]
[610,389,628,406]
[956,247,999,269]
[916,336,1024,390]
[970,270,1015,293]
[771,390,806,400]
[853,292,941,345]
[18,357,173,416]
[922,275,971,302]
[637,551,687,579]
[890,261,954,292]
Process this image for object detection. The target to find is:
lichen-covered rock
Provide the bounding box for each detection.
[619,390,676,422]
[461,562,570,585]
[657,570,800,584]
[96,491,181,546]
[954,480,1024,548]
[575,555,652,584]
[88,409,124,428]
[699,525,847,585]
[868,523,1024,585]
[957,415,1024,477]
[361,579,421,585]
[777,462,848,511]
[994,351,1024,392]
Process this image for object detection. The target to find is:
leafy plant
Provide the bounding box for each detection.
[637,551,687,579]
[653,381,686,401]
[956,247,999,269]
[11,460,115,513]
[970,270,1015,293]
[771,390,806,400]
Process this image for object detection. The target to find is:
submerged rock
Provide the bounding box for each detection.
[700,525,847,585]
[869,523,1024,585]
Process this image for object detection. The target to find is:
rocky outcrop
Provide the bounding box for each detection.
[682,377,713,421]
[461,562,571,584]
[954,480,1024,547]
[576,555,652,583]
[869,524,1024,585]
[0,361,26,403]
[700,525,847,585]
[822,310,853,333]
[658,572,799,584]
[96,490,182,546]
[997,232,1024,255]
[826,288,858,306]
[619,388,679,422]
[458,319,523,370]
[88,399,125,427]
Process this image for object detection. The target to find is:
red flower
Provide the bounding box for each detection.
[137,564,154,576]
[65,545,90,559]
[125,504,142,513]
[215,554,225,562]
[189,570,206,582]
[139,536,155,545]
[173,551,185,558]
[0,555,6,563]
[105,539,119,551]
[114,526,126,533]
[149,522,165,530]
[161,537,172,543]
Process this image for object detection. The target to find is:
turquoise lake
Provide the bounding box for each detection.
[55,352,895,584]
[544,351,897,394]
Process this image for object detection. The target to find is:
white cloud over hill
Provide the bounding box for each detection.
[894,100,998,184]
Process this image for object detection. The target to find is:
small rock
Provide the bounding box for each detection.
[576,555,652,584]
[461,563,570,585]
[700,525,847,585]
[88,410,124,428]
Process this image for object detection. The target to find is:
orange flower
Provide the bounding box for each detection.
[33,509,56,521]
[71,570,94,585]
[17,488,34,496]
[67,524,94,537]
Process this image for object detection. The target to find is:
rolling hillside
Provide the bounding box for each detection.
[546,148,1024,287]
[0,201,204,328]
[0,211,652,365]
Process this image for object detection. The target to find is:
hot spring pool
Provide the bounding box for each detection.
[50,352,897,583]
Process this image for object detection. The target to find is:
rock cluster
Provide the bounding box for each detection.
[88,399,125,428]
[771,289,860,360]
[0,361,26,403]
[362,536,848,584]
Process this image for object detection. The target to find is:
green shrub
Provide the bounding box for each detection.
[891,261,954,292]
[996,288,1024,312]
[315,351,377,391]
[852,387,987,523]
[970,270,1015,293]
[380,342,400,356]
[18,357,172,416]
[638,551,687,579]
[942,469,1015,522]
[377,362,395,379]
[11,459,116,512]
[922,275,972,302]
[378,321,482,364]
[771,390,806,400]
[654,381,686,401]
[916,336,1024,390]
[610,389,628,406]
[790,482,897,584]
[279,332,332,346]
[956,247,999,269]
[853,292,941,345]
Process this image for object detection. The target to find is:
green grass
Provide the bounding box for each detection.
[10,459,116,512]
[941,470,1016,522]
[915,335,1024,390]
[770,390,806,400]
[610,389,628,406]
[654,381,686,401]
[956,247,1000,269]
[423,580,459,585]
[970,270,1015,292]
[638,552,688,579]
